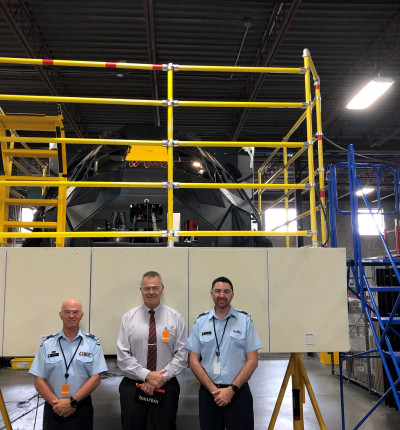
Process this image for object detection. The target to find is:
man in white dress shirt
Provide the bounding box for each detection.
[117,271,188,430]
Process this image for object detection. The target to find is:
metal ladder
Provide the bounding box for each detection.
[0,112,67,247]
[328,144,400,429]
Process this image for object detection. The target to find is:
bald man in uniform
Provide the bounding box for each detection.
[29,298,108,430]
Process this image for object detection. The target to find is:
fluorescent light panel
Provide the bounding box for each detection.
[356,187,374,196]
[346,78,394,110]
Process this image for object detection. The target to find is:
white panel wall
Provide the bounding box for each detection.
[3,248,91,356]
[189,248,269,352]
[1,247,349,356]
[268,248,349,352]
[90,248,189,354]
[0,249,6,356]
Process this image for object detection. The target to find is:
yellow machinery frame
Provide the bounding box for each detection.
[0,50,325,248]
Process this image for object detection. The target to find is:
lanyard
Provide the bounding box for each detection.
[212,316,230,358]
[58,337,82,381]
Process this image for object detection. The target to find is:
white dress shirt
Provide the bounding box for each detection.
[117,304,188,381]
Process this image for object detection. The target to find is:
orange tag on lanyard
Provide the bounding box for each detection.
[162,330,170,343]
[61,384,70,398]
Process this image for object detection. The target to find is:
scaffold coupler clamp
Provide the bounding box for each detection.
[161,230,168,238]
[307,230,318,237]
[162,181,180,189]
[162,99,179,107]
[162,139,179,147]
[317,167,325,173]
[300,66,309,74]
[301,101,312,108]
[313,79,320,86]
[302,141,310,147]
[162,63,179,72]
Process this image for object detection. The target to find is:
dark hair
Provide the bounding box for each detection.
[141,271,163,286]
[211,276,233,292]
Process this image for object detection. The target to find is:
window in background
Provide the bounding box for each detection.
[21,207,36,233]
[264,208,297,232]
[358,209,384,236]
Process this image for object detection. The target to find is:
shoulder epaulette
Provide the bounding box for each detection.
[197,311,209,319]
[40,333,57,346]
[84,332,101,344]
[238,310,251,317]
[84,332,99,340]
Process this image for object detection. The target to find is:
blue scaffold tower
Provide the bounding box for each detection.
[328,144,400,429]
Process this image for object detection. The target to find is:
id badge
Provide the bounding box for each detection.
[213,361,221,375]
[162,330,170,343]
[61,384,70,398]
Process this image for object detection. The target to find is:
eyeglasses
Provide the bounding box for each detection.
[141,286,162,292]
[61,310,82,316]
[212,289,233,296]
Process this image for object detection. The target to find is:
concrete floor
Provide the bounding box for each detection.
[0,356,399,430]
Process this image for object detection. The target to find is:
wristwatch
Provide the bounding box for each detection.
[230,384,239,393]
[70,396,78,408]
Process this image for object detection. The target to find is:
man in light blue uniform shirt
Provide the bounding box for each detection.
[29,298,108,430]
[185,276,262,430]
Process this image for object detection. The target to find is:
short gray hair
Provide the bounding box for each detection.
[141,271,163,286]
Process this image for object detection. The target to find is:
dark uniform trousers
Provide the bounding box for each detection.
[119,376,180,430]
[43,396,93,430]
[199,383,254,430]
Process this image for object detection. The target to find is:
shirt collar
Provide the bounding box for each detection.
[209,306,238,321]
[143,303,162,313]
[59,329,83,342]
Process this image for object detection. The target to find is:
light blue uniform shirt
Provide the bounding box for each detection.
[29,329,108,398]
[185,306,262,384]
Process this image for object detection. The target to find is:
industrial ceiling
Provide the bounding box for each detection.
[0,0,400,198]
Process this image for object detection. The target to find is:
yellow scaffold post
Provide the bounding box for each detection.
[303,49,318,247]
[268,353,326,430]
[167,64,175,247]
[310,56,327,245]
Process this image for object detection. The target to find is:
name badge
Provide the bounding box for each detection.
[61,384,70,398]
[202,331,212,335]
[47,352,59,357]
[162,330,170,343]
[214,361,221,375]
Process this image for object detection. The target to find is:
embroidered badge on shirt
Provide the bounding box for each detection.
[79,352,91,357]
[232,330,242,334]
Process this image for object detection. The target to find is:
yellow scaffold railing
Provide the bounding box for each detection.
[0,49,324,248]
[257,49,326,248]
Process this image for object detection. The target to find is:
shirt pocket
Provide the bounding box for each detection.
[45,354,63,365]
[229,330,245,344]
[75,353,93,377]
[199,333,215,355]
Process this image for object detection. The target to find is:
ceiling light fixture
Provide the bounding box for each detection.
[192,161,201,168]
[346,77,394,110]
[356,187,374,196]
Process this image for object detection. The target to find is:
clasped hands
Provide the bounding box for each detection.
[212,386,234,407]
[52,398,76,417]
[141,369,167,395]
